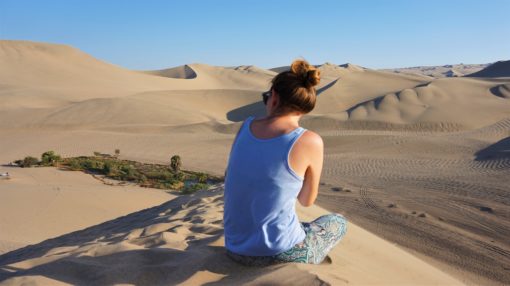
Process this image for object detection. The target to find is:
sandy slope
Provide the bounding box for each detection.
[0,167,173,255]
[0,40,509,284]
[0,180,462,285]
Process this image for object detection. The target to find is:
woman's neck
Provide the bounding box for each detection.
[263,112,302,126]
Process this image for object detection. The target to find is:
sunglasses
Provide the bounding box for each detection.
[261,90,272,105]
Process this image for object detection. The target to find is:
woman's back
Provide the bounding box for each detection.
[249,116,321,182]
[223,115,307,256]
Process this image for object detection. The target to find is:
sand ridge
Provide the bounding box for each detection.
[2,40,508,132]
[382,63,489,78]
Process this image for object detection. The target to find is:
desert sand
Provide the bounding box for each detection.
[0,167,173,254]
[0,178,461,285]
[1,40,509,285]
[381,63,489,78]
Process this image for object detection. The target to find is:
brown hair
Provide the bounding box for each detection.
[270,59,321,115]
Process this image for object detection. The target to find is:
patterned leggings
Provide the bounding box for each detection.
[226,213,348,266]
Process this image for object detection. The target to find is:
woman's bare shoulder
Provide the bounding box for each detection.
[293,129,323,159]
[300,129,324,148]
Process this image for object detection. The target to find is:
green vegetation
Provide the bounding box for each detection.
[14,151,63,168]
[14,150,223,194]
[41,151,62,166]
[182,182,209,194]
[196,172,208,183]
[14,156,40,168]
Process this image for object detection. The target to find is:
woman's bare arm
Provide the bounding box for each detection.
[297,132,324,207]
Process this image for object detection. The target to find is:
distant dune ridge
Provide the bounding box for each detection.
[382,63,490,78]
[0,40,509,285]
[1,40,508,131]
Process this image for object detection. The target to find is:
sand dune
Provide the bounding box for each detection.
[1,40,509,284]
[0,40,186,106]
[3,40,507,132]
[344,77,510,128]
[143,63,277,90]
[142,64,198,79]
[467,60,510,77]
[0,41,272,110]
[490,83,510,99]
[313,68,431,114]
[183,63,274,90]
[443,68,463,77]
[0,181,461,285]
[0,89,266,130]
[383,63,489,78]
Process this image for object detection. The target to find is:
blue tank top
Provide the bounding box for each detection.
[223,115,307,256]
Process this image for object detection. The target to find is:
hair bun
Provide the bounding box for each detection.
[290,59,321,89]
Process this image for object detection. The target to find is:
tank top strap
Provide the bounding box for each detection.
[242,116,255,133]
[295,126,307,135]
[287,126,307,154]
[291,125,307,140]
[246,115,255,125]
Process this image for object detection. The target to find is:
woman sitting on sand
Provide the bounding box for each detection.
[223,59,347,265]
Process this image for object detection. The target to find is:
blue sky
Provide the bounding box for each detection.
[1,0,509,70]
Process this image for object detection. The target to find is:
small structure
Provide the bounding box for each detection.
[0,172,10,180]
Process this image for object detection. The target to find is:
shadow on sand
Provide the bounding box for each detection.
[0,186,326,285]
[475,137,510,161]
